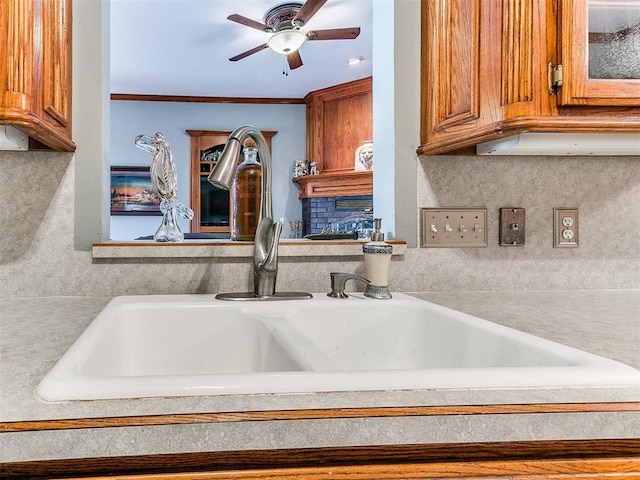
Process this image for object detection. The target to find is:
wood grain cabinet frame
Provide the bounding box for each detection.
[0,0,74,151]
[295,77,373,199]
[304,77,373,173]
[558,0,640,106]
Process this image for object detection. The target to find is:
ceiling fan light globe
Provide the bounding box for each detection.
[267,30,306,55]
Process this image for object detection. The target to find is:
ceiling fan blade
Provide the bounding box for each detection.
[287,50,303,70]
[294,0,328,26]
[227,14,270,32]
[306,27,361,41]
[229,43,269,62]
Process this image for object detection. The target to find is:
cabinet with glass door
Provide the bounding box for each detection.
[419,0,640,155]
[187,130,276,234]
[559,0,640,106]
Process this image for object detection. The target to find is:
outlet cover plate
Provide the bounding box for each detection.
[554,207,579,247]
[421,207,488,248]
[499,208,526,246]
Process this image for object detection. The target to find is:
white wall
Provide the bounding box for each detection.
[372,0,420,244]
[110,100,306,240]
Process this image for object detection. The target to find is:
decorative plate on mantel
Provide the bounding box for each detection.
[355,140,373,171]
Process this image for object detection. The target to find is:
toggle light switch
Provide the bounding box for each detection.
[421,207,488,247]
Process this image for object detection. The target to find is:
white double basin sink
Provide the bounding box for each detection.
[36,293,640,401]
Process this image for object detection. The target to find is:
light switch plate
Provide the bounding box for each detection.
[554,207,579,247]
[420,207,488,247]
[499,208,526,246]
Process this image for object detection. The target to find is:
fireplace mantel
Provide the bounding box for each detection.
[293,170,373,199]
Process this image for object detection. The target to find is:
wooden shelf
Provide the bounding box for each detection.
[92,239,406,259]
[293,170,373,199]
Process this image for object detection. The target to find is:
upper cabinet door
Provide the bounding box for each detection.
[0,1,38,116]
[41,0,72,135]
[0,0,74,151]
[559,0,640,106]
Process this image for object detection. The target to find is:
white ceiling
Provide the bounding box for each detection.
[110,0,373,99]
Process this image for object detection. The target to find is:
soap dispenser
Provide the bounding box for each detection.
[363,218,392,299]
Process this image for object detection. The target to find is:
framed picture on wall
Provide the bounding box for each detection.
[110,166,161,215]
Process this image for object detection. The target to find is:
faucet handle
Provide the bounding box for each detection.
[327,272,370,299]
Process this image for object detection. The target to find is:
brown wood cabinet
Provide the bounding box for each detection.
[4,439,639,478]
[0,0,74,151]
[187,130,275,233]
[305,77,373,173]
[419,0,640,155]
[296,77,373,198]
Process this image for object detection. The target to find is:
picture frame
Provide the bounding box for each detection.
[110,166,161,215]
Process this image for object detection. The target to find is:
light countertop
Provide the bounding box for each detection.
[1,290,638,462]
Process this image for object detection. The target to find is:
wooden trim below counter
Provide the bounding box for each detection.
[3,439,640,478]
[3,402,639,433]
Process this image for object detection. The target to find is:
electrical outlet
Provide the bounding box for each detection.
[421,208,487,247]
[554,208,579,247]
[499,208,526,246]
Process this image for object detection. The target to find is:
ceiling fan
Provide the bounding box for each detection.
[227,0,361,70]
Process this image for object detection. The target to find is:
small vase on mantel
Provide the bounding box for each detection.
[355,140,373,171]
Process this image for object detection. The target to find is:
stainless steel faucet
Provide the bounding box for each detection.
[208,125,312,301]
[327,272,392,300]
[327,273,370,298]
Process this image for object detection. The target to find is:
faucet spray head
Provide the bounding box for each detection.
[208,137,242,190]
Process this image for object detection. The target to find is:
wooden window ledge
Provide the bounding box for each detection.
[92,239,407,259]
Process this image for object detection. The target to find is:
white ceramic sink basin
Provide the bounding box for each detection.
[36,293,640,401]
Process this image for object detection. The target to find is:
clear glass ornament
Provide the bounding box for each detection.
[134,132,194,242]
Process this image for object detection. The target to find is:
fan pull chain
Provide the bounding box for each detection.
[282,56,289,76]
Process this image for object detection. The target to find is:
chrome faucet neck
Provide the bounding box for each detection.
[226,126,273,222]
[209,126,311,302]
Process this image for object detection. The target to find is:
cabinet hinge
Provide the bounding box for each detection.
[548,63,563,94]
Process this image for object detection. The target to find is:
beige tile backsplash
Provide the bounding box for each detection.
[1,151,638,297]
